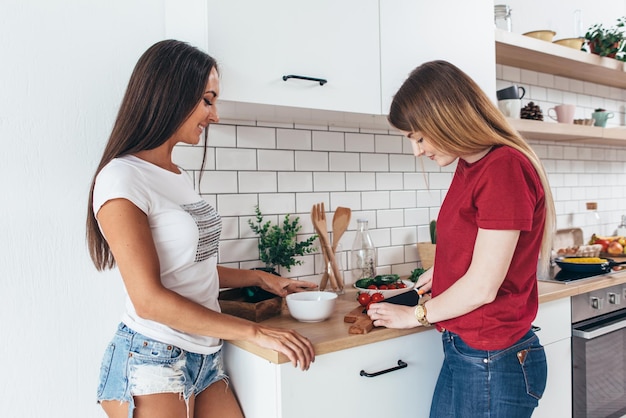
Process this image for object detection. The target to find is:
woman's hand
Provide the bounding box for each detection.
[367,302,421,329]
[415,267,434,294]
[252,325,315,370]
[256,270,318,297]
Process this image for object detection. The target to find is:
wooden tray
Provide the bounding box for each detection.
[218,288,283,322]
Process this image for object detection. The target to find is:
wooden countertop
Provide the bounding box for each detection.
[226,270,626,364]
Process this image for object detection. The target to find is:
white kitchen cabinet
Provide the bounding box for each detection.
[532,297,572,418]
[379,0,497,112]
[224,329,443,418]
[201,0,381,115]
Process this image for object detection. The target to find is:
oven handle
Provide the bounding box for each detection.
[573,318,626,340]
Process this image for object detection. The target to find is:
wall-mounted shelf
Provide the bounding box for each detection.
[509,118,626,146]
[495,29,626,89]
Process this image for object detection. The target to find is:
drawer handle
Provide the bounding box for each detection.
[282,74,327,86]
[360,360,407,378]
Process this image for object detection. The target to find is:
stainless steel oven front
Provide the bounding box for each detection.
[572,282,626,418]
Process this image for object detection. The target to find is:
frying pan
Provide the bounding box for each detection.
[554,257,626,274]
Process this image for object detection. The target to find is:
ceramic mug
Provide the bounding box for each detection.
[591,111,614,127]
[498,99,521,119]
[548,104,576,124]
[496,85,526,100]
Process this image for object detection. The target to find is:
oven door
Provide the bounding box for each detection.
[572,309,626,418]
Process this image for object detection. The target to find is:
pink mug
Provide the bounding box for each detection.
[548,104,576,124]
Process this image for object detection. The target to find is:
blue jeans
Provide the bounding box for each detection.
[96,323,227,418]
[430,329,547,418]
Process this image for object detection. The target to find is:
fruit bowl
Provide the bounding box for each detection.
[285,291,337,322]
[354,279,416,298]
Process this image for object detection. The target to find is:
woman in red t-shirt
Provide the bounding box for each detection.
[368,61,555,418]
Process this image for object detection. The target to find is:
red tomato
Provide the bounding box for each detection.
[387,284,396,290]
[367,284,378,290]
[595,239,610,252]
[397,282,407,288]
[370,292,385,303]
[357,292,371,307]
[378,284,388,290]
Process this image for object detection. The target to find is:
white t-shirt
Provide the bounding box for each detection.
[93,155,222,354]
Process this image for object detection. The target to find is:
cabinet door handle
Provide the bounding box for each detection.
[360,360,407,378]
[282,74,327,86]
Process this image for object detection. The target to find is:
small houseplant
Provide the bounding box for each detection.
[248,205,317,273]
[584,17,626,60]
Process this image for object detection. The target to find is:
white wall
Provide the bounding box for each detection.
[0,1,168,416]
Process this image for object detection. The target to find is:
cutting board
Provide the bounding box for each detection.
[344,305,374,334]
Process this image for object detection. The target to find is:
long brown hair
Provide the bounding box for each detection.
[388,60,555,274]
[86,40,217,270]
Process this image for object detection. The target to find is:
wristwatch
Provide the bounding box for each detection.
[414,302,431,327]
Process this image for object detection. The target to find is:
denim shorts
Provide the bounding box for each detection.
[96,323,227,418]
[430,329,547,418]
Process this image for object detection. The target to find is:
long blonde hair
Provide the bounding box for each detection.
[388,60,555,275]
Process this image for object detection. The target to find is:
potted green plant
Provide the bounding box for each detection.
[584,17,626,60]
[248,205,317,274]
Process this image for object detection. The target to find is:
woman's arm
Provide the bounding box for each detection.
[369,228,519,328]
[217,266,317,297]
[97,198,314,369]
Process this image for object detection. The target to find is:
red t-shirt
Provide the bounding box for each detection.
[433,145,546,350]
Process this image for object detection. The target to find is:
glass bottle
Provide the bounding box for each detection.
[351,219,376,280]
[617,215,626,237]
[586,202,602,239]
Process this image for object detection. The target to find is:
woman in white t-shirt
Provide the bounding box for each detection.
[87,40,317,418]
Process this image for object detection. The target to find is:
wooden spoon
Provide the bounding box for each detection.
[311,203,343,291]
[331,207,351,252]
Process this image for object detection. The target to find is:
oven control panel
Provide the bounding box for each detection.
[571,283,626,323]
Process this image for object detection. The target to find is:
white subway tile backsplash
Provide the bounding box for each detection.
[520,69,539,85]
[216,148,257,171]
[312,131,344,151]
[199,67,626,278]
[313,172,345,191]
[390,154,416,172]
[217,194,258,216]
[200,171,238,194]
[376,172,403,191]
[209,124,237,147]
[375,134,403,154]
[346,172,376,191]
[277,128,311,150]
[237,126,275,149]
[391,226,418,246]
[295,151,328,171]
[258,149,295,171]
[390,190,417,209]
[360,153,389,172]
[278,172,313,192]
[329,152,360,172]
[258,194,296,214]
[239,171,276,193]
[345,132,375,152]
[361,191,390,210]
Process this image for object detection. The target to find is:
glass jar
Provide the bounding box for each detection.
[351,219,376,280]
[494,4,512,32]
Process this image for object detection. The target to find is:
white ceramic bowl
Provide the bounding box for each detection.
[354,279,417,298]
[286,291,338,322]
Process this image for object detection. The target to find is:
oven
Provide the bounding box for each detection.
[572,283,626,418]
